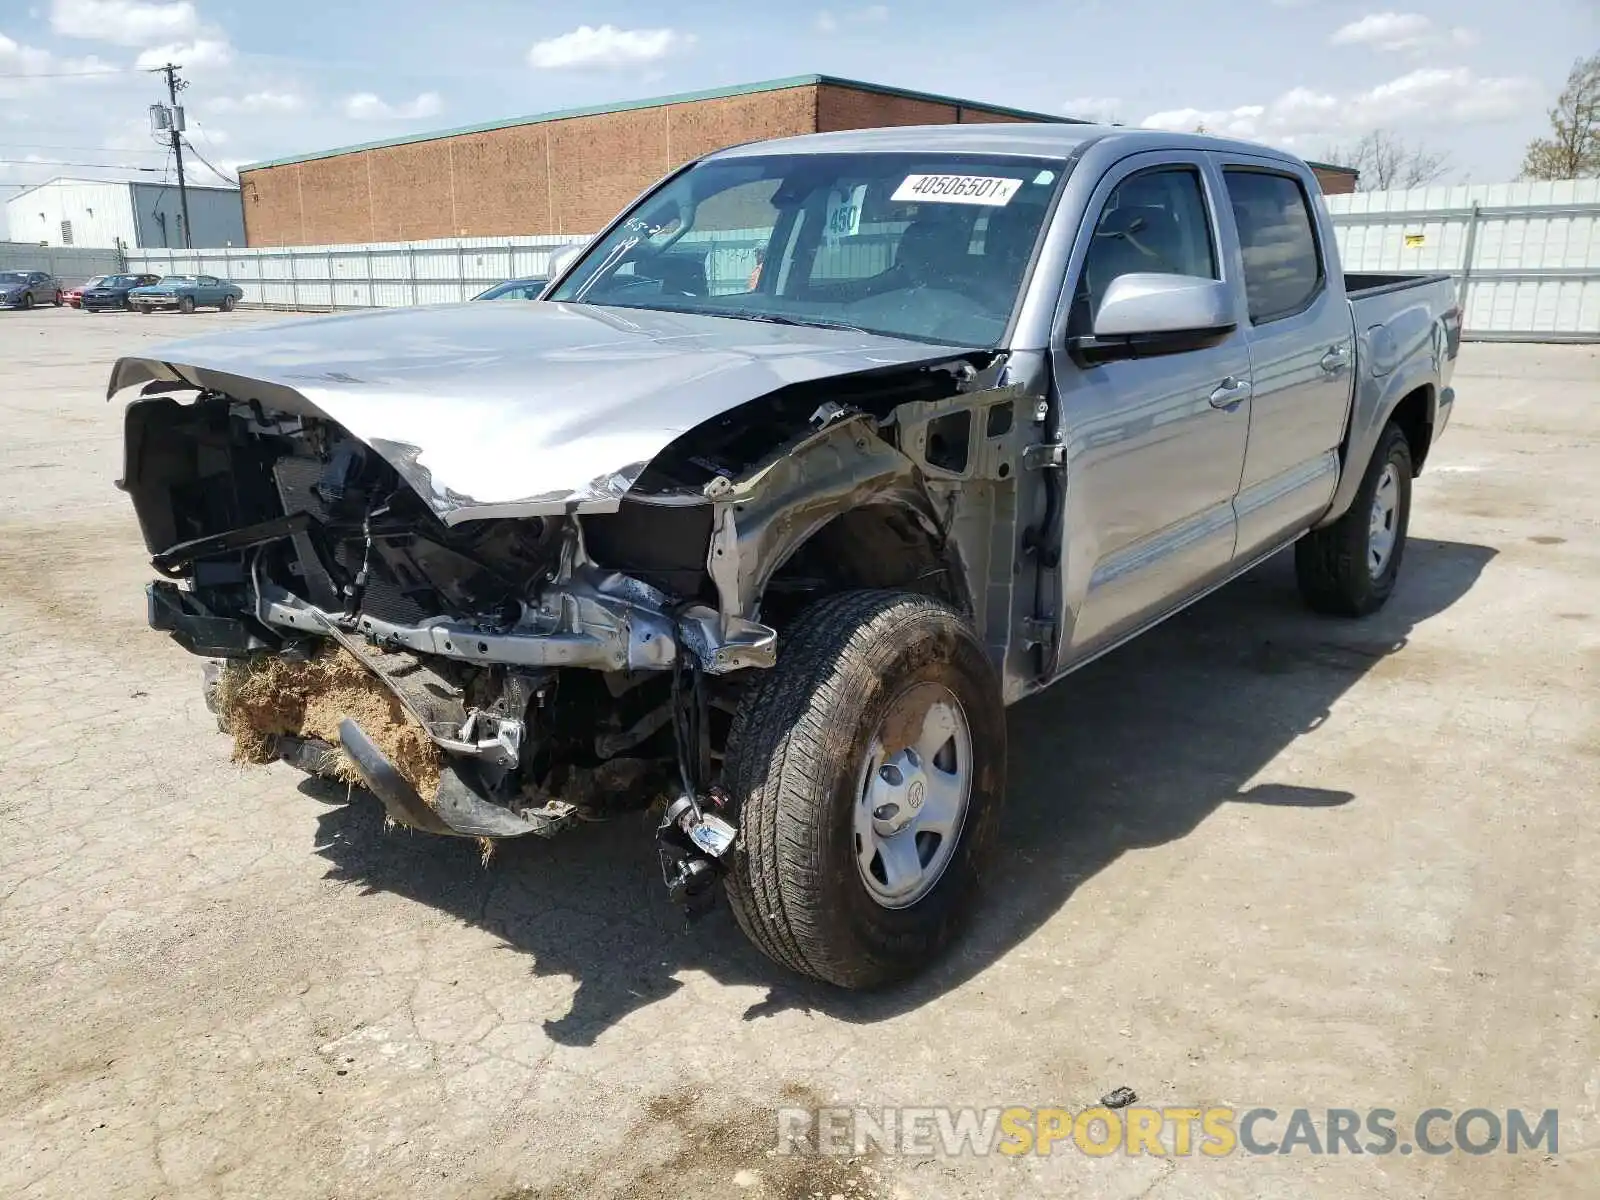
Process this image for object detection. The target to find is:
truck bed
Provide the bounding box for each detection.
[1345,272,1454,300]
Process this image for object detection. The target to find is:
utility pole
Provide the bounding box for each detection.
[153,63,192,249]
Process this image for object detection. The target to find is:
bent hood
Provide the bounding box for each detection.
[110,301,974,524]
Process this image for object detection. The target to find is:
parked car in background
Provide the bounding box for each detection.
[81,273,163,312]
[0,271,63,309]
[471,276,549,301]
[128,274,244,314]
[64,276,108,308]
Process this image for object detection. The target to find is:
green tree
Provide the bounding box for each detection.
[1521,53,1600,180]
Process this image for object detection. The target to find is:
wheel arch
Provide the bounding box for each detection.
[1315,363,1438,531]
[1388,384,1435,476]
[760,499,973,622]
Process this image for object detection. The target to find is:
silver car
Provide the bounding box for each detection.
[0,271,63,310]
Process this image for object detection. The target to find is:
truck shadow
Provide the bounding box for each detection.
[309,537,1495,1044]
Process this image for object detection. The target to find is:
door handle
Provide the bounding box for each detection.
[1208,377,1252,410]
[1320,345,1350,373]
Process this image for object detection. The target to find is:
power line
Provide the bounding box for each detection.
[0,67,136,79]
[0,158,165,171]
[181,136,237,185]
[2,142,166,155]
[0,177,157,187]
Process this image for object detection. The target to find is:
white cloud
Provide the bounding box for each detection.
[1330,12,1476,53]
[1142,65,1536,144]
[527,24,692,69]
[50,0,198,46]
[207,89,305,114]
[343,91,443,120]
[1361,66,1526,121]
[135,37,233,70]
[0,30,116,98]
[816,5,889,33]
[0,30,54,76]
[1062,95,1123,124]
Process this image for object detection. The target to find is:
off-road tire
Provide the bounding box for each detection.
[178,296,196,314]
[1296,420,1413,616]
[723,590,1005,988]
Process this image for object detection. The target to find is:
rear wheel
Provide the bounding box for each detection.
[1296,420,1413,616]
[178,296,196,314]
[52,290,63,307]
[19,292,32,311]
[724,590,1006,988]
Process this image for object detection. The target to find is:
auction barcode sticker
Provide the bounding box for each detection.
[891,174,1023,206]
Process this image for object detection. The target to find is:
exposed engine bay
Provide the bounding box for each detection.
[114,330,1023,913]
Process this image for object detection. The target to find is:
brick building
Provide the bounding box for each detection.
[237,75,1358,246]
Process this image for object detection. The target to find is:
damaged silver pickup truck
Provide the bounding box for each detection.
[111,125,1458,987]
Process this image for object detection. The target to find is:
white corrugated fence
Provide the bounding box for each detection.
[126,235,578,308]
[1326,179,1600,343]
[0,242,123,284]
[116,178,1600,343]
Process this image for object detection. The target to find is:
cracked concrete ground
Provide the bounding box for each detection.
[1,306,1597,1199]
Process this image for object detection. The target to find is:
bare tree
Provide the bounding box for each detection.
[1521,53,1600,180]
[1320,130,1452,192]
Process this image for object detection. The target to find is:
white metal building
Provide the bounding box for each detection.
[4,177,245,250]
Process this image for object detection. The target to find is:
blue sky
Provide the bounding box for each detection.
[3,0,1597,238]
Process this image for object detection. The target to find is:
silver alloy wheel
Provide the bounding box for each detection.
[853,681,973,909]
[1368,461,1400,578]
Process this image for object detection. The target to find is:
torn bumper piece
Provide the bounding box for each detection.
[337,719,576,839]
[149,581,274,657]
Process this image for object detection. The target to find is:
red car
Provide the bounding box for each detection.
[64,276,108,309]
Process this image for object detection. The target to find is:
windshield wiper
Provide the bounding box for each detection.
[738,312,872,334]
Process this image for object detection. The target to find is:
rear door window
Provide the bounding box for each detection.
[1222,170,1324,323]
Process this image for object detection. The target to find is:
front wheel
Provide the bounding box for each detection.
[723,590,1006,988]
[1296,420,1413,616]
[220,294,236,312]
[178,296,196,314]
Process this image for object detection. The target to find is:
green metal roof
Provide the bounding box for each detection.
[239,74,1077,172]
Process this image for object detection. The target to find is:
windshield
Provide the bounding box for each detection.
[102,275,141,287]
[159,276,197,284]
[0,272,29,283]
[549,151,1066,347]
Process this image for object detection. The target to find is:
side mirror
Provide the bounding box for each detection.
[1071,273,1236,365]
[544,242,587,285]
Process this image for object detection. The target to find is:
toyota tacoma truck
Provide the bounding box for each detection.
[110,125,1459,987]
